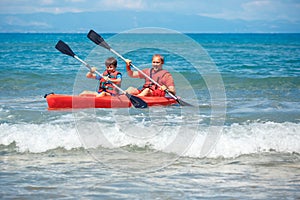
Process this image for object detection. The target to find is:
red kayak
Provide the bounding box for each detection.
[45,93,178,109]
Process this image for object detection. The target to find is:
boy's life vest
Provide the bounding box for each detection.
[98,70,121,95]
[142,68,169,91]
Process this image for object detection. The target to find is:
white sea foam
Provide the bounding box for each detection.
[0,123,82,153]
[0,121,299,158]
[204,121,300,158]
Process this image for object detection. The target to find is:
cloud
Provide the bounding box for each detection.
[0,0,299,22]
[243,0,271,8]
[0,0,85,14]
[36,7,83,14]
[40,0,55,5]
[240,0,300,21]
[197,0,300,22]
[4,16,50,28]
[65,0,86,2]
[102,0,145,10]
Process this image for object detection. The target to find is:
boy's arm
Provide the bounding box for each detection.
[86,67,97,79]
[106,74,122,85]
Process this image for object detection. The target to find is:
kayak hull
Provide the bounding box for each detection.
[45,94,178,109]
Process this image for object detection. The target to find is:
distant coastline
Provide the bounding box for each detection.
[1,11,300,33]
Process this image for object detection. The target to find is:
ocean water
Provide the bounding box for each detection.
[0,29,300,199]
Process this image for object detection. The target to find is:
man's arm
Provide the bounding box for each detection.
[126,59,140,78]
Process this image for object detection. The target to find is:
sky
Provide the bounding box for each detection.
[0,0,299,33]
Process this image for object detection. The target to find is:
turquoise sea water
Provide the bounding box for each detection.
[0,31,299,199]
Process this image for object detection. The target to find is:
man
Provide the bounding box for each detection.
[125,54,176,97]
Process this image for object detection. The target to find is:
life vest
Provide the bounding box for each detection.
[98,70,121,95]
[142,68,169,91]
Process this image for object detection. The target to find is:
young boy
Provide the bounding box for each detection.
[80,57,122,97]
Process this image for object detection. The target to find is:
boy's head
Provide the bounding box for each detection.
[105,57,117,72]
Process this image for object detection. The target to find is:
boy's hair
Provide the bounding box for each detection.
[152,54,164,64]
[105,57,117,67]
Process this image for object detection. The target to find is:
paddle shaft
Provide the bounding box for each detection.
[109,48,180,101]
[73,55,126,95]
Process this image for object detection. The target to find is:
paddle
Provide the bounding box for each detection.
[54,40,148,109]
[87,30,193,106]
